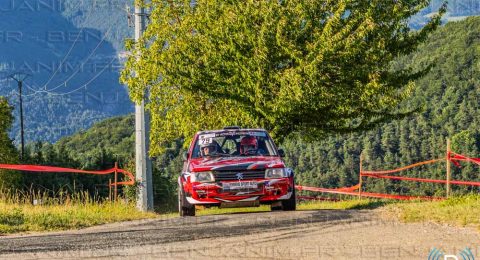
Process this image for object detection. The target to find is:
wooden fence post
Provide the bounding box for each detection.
[114,162,118,202]
[109,178,112,201]
[358,152,364,199]
[446,138,451,198]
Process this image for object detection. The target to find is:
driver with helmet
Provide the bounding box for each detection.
[200,141,219,157]
[240,136,259,155]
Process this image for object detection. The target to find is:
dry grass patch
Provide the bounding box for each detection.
[0,201,157,234]
[386,195,480,229]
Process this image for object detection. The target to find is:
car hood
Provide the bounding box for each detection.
[189,156,285,172]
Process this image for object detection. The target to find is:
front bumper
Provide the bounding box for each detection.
[185,178,293,205]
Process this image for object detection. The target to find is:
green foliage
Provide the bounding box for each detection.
[0,98,17,163]
[0,97,21,188]
[452,130,479,155]
[8,12,480,210]
[21,115,138,195]
[283,17,480,197]
[122,0,446,154]
[1,0,475,145]
[22,115,178,211]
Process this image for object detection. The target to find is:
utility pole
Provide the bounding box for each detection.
[9,73,30,159]
[134,1,154,211]
[446,138,451,198]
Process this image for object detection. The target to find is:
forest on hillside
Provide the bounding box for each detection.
[285,16,480,197]
[2,15,480,209]
[16,115,181,210]
[1,0,479,144]
[0,0,132,144]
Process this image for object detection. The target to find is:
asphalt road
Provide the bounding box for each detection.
[0,209,479,259]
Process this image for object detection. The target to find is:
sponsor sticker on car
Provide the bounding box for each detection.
[222,181,258,190]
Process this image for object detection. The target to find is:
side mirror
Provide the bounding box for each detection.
[182,152,189,161]
[278,149,285,157]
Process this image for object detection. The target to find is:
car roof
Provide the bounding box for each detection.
[196,128,268,135]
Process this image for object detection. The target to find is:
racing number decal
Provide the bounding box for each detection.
[199,136,213,145]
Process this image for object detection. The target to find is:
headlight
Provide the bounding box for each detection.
[265,168,287,178]
[191,171,215,183]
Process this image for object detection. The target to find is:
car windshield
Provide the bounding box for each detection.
[192,131,278,158]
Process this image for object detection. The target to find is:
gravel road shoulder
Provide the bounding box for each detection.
[0,209,478,259]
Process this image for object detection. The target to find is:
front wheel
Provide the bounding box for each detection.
[178,185,195,217]
[281,188,296,211]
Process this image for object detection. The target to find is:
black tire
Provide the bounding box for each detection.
[270,205,283,211]
[178,185,195,217]
[281,188,297,211]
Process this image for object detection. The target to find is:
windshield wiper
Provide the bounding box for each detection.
[209,152,233,157]
[241,153,274,157]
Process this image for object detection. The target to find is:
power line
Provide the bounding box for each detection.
[25,20,118,96]
[41,25,115,93]
[24,82,40,93]
[47,57,117,96]
[24,57,117,97]
[2,76,34,95]
[40,6,95,90]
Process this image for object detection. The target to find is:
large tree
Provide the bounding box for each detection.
[0,97,21,187]
[122,0,445,154]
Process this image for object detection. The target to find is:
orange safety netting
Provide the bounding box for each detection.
[362,173,480,186]
[450,152,480,167]
[297,184,360,193]
[0,164,135,186]
[296,151,480,201]
[361,158,445,176]
[360,152,480,187]
[2,152,479,200]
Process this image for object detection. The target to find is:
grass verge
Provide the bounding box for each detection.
[297,199,389,210]
[196,205,271,216]
[196,196,480,232]
[196,199,388,216]
[385,195,480,230]
[5,192,477,234]
[0,201,157,234]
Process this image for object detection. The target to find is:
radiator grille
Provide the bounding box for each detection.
[214,170,265,181]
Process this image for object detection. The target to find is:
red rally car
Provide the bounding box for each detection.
[178,127,296,216]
